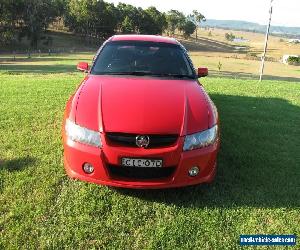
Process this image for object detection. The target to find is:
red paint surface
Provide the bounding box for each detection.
[62,35,220,189]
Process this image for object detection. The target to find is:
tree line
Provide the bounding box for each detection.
[0,0,206,49]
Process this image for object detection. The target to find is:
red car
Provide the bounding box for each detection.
[62,35,220,189]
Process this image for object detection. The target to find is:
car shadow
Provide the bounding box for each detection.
[114,94,300,208]
[0,157,36,172]
[0,157,36,192]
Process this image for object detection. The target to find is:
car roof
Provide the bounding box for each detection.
[110,35,179,45]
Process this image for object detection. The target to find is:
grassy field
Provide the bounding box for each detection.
[196,28,300,58]
[180,28,300,81]
[1,50,299,82]
[0,53,300,249]
[1,27,300,81]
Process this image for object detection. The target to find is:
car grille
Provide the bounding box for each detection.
[107,165,176,180]
[106,133,178,148]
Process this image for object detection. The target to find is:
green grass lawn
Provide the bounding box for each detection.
[0,56,300,249]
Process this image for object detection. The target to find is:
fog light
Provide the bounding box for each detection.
[83,163,94,174]
[188,166,199,177]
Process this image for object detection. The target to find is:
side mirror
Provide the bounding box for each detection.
[77,62,89,72]
[197,67,208,78]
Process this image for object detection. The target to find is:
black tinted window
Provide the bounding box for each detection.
[91,41,194,78]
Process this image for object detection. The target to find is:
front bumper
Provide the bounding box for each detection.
[63,136,219,189]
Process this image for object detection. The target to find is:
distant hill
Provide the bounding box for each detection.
[202,19,300,38]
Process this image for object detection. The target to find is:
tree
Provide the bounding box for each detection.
[95,2,119,38]
[121,16,135,33]
[139,7,167,35]
[22,0,65,48]
[189,10,206,40]
[225,32,235,41]
[117,3,141,33]
[65,0,119,42]
[0,0,64,48]
[182,20,196,38]
[165,10,186,35]
[0,0,26,45]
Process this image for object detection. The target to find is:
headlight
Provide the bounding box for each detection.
[183,125,218,151]
[65,119,102,147]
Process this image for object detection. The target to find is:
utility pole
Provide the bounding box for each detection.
[259,0,274,82]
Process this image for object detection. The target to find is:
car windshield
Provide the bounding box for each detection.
[91,41,195,78]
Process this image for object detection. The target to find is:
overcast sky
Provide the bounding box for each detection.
[106,0,300,27]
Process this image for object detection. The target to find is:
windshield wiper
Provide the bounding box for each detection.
[152,73,195,79]
[99,71,152,76]
[97,71,195,79]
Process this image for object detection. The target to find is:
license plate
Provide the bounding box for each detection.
[121,158,163,168]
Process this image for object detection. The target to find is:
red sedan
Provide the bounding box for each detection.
[62,35,220,189]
